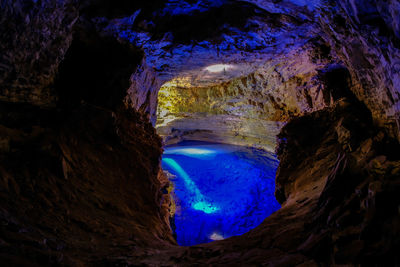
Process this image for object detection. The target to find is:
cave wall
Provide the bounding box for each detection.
[0,1,175,265]
[126,95,400,266]
[96,0,326,123]
[0,0,78,106]
[125,59,162,123]
[156,40,343,151]
[0,0,399,266]
[275,96,400,265]
[320,0,400,139]
[153,0,400,150]
[0,103,174,265]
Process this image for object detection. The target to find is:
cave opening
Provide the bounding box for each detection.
[156,76,282,246]
[1,0,400,264]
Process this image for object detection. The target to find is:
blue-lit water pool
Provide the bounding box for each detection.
[161,141,281,246]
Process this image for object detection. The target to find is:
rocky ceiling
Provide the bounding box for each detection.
[85,0,400,135]
[0,0,399,266]
[100,0,326,120]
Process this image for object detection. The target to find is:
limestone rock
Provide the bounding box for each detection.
[0,0,399,265]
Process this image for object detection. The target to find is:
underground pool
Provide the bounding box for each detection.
[161,141,281,246]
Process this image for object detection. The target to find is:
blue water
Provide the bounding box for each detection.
[162,141,281,246]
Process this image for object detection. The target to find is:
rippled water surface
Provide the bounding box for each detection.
[162,141,280,246]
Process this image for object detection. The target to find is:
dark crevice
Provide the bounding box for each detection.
[55,29,143,110]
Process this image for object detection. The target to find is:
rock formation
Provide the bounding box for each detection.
[0,0,399,265]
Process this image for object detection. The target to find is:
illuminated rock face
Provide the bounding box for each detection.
[0,0,400,266]
[98,0,400,140]
[318,0,400,139]
[99,0,326,122]
[156,45,334,151]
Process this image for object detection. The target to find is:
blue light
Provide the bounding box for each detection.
[162,141,280,246]
[163,157,218,213]
[193,201,219,214]
[163,0,226,16]
[164,147,218,159]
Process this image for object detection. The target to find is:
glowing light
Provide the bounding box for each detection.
[205,64,234,73]
[193,201,219,214]
[161,77,193,88]
[162,142,280,246]
[209,232,224,241]
[162,158,218,214]
[164,147,218,158]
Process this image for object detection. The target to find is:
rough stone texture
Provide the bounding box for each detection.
[319,0,400,139]
[0,2,176,264]
[0,104,175,265]
[0,0,78,106]
[125,59,162,124]
[0,0,399,266]
[101,0,400,148]
[276,97,400,266]
[156,41,339,151]
[113,96,400,266]
[96,0,323,123]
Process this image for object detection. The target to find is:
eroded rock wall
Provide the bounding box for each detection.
[0,0,399,266]
[127,95,400,266]
[0,1,175,265]
[156,40,340,151]
[276,96,400,265]
[0,0,78,106]
[0,104,174,265]
[320,0,400,139]
[125,59,161,124]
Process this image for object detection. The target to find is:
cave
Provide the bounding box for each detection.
[156,69,283,245]
[1,0,400,266]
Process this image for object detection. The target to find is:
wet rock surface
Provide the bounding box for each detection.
[0,0,399,265]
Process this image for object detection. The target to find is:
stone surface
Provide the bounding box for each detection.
[96,0,323,122]
[319,0,400,139]
[125,94,400,266]
[0,0,399,266]
[0,0,78,106]
[156,41,337,151]
[0,102,176,265]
